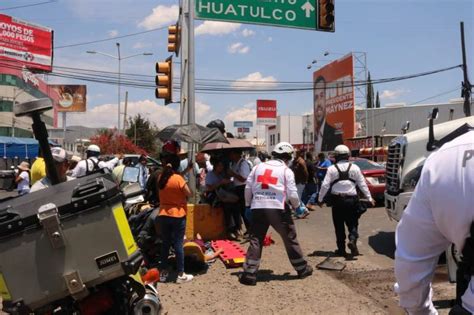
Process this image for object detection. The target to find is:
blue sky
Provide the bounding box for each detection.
[2,0,473,135]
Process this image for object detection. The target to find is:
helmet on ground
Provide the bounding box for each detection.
[272,142,294,155]
[206,119,226,133]
[86,144,101,154]
[334,144,350,155]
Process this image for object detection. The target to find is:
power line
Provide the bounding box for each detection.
[0,61,463,94]
[0,0,56,11]
[55,26,168,49]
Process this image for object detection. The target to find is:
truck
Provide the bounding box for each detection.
[384,110,474,283]
[384,111,474,221]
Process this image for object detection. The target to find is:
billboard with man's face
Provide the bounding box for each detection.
[0,14,53,72]
[313,54,355,152]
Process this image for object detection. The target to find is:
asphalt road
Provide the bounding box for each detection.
[158,205,456,314]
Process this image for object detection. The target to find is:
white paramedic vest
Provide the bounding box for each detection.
[245,159,298,210]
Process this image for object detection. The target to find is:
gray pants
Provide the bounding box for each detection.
[243,208,308,275]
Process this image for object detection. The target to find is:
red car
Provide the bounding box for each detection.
[350,157,386,204]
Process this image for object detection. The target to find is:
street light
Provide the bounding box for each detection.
[306,59,334,70]
[87,43,153,133]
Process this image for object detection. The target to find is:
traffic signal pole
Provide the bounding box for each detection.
[181,0,197,198]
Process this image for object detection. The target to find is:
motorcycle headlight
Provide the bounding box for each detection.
[401,165,423,192]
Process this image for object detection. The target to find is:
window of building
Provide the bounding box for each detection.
[277,133,280,142]
[0,100,13,112]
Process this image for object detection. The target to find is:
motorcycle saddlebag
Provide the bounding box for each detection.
[0,173,142,311]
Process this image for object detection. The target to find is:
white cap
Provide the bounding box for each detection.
[334,144,350,155]
[86,144,100,153]
[272,142,294,155]
[51,147,68,163]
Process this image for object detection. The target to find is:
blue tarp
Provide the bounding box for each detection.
[0,137,39,159]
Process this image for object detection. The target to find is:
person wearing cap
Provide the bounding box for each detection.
[239,142,313,286]
[31,147,72,192]
[317,144,375,257]
[71,144,119,178]
[15,161,31,195]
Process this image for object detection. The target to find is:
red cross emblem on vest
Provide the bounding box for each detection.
[257,169,278,189]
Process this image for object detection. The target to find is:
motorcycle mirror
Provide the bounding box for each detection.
[122,166,139,183]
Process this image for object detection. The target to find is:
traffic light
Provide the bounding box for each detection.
[155,56,173,105]
[317,0,335,32]
[168,23,180,56]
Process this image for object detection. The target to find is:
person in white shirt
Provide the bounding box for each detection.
[239,142,313,286]
[318,145,374,257]
[31,147,72,192]
[228,149,252,233]
[136,154,149,190]
[16,161,30,195]
[71,144,118,178]
[394,130,474,315]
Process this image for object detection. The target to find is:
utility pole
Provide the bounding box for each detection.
[123,91,129,133]
[460,21,472,117]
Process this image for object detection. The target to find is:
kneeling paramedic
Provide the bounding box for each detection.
[318,145,374,257]
[395,130,474,314]
[239,142,313,285]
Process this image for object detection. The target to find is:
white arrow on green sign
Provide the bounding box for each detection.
[195,0,317,30]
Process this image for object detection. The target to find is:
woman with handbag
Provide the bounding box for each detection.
[157,154,194,284]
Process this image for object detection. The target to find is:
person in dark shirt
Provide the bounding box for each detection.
[302,152,317,205]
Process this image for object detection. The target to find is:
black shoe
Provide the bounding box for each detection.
[239,272,257,286]
[297,265,313,279]
[348,240,360,256]
[334,249,348,257]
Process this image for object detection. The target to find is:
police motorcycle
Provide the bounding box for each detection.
[120,167,161,269]
[0,99,160,315]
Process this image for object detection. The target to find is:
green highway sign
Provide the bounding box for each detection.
[195,0,319,31]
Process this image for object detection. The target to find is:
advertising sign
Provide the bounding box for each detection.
[0,14,53,72]
[313,53,354,152]
[50,85,87,112]
[257,99,277,125]
[234,121,253,128]
[237,127,250,133]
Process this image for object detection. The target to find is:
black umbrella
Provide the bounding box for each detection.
[157,123,228,145]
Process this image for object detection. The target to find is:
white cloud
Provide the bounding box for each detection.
[231,72,278,90]
[108,30,118,38]
[379,89,409,100]
[224,107,256,130]
[267,37,273,42]
[241,29,255,37]
[195,101,216,125]
[132,42,152,50]
[195,21,241,36]
[228,42,250,54]
[66,100,180,129]
[138,5,179,29]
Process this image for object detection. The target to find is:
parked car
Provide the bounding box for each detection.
[350,157,386,204]
[120,154,161,168]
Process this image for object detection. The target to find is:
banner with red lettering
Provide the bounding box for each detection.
[0,14,53,72]
[257,99,277,125]
[313,54,355,152]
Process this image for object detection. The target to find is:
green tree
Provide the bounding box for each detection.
[375,91,381,108]
[366,72,374,109]
[125,114,159,156]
